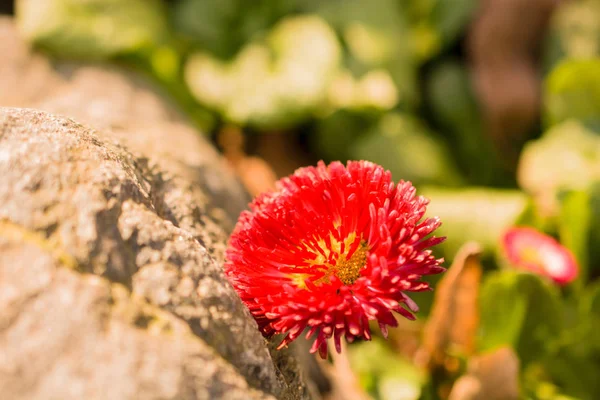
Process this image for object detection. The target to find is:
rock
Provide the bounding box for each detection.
[0,107,303,400]
[0,16,251,230]
[0,221,271,400]
[0,17,313,400]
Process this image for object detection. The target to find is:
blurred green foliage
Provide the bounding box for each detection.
[560,184,600,283]
[518,121,600,202]
[351,113,463,186]
[544,59,600,128]
[349,338,426,400]
[543,0,600,72]
[421,187,528,258]
[14,0,600,398]
[17,0,169,59]
[478,271,563,366]
[171,0,298,59]
[184,15,341,128]
[425,60,505,185]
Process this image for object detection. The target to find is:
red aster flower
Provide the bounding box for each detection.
[225,160,445,358]
[501,227,578,285]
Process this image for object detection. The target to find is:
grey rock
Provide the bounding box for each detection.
[0,108,294,399]
[0,17,312,400]
[0,227,272,400]
[0,16,251,231]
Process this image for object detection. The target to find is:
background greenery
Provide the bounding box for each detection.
[10,0,600,399]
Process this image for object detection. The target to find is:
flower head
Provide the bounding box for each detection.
[225,161,445,358]
[501,227,578,285]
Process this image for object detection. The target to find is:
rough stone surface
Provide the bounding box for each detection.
[0,17,312,400]
[0,223,270,400]
[0,16,251,233]
[0,108,310,400]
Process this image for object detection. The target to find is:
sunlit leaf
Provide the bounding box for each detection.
[543,0,600,72]
[544,58,600,127]
[558,190,591,284]
[17,0,169,59]
[185,15,341,129]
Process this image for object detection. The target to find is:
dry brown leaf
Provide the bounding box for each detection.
[448,347,520,400]
[420,242,483,369]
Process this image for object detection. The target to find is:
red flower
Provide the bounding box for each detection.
[225,161,445,358]
[502,227,578,285]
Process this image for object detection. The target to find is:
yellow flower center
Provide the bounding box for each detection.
[331,240,368,285]
[519,246,544,272]
[290,233,369,288]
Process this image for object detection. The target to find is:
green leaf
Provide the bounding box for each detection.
[586,183,600,277]
[479,271,563,366]
[558,190,591,284]
[544,58,600,127]
[479,273,529,350]
[17,0,169,59]
[580,282,600,352]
